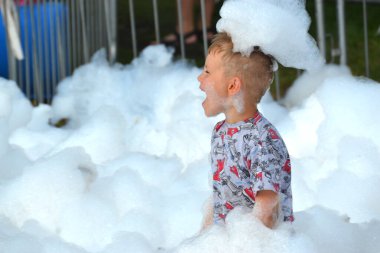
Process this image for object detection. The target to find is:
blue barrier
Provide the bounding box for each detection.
[0,2,68,100]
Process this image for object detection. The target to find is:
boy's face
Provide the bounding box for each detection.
[198,52,230,117]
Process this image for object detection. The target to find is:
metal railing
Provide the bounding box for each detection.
[315,0,373,77]
[128,0,210,60]
[126,0,377,99]
[0,0,117,104]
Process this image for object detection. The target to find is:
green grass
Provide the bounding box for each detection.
[117,1,380,97]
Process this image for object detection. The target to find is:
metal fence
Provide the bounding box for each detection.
[0,0,117,104]
[126,0,377,99]
[2,0,378,103]
[315,0,372,76]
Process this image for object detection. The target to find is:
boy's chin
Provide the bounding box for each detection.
[203,109,221,118]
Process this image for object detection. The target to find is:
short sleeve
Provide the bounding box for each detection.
[251,129,287,196]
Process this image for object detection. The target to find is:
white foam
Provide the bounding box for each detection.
[216,0,325,71]
[0,46,378,252]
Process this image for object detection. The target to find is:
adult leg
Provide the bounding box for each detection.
[162,0,197,45]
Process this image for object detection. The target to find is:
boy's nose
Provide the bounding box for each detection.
[198,75,205,91]
[197,73,202,82]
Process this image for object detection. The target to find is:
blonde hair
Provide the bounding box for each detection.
[208,32,274,104]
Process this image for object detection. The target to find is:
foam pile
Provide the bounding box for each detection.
[0,45,379,252]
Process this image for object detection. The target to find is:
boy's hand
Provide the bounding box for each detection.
[200,196,214,233]
[253,190,279,229]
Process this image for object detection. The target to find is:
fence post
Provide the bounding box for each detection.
[29,0,43,103]
[275,71,280,100]
[127,0,137,58]
[200,0,208,58]
[152,0,160,44]
[315,0,326,59]
[362,0,370,77]
[4,0,17,82]
[79,0,89,63]
[176,0,185,59]
[337,0,347,65]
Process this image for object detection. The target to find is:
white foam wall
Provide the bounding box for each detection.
[0,45,379,252]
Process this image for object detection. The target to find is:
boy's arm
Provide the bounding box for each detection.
[253,190,279,229]
[200,195,214,232]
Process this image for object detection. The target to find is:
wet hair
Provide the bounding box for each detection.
[208,32,275,104]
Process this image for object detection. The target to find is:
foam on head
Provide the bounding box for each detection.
[216,0,325,71]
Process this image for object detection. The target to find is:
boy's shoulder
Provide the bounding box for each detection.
[240,113,286,146]
[254,114,289,158]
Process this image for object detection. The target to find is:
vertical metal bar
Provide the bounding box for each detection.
[29,0,43,103]
[98,0,102,50]
[337,0,346,65]
[71,0,77,69]
[55,0,66,86]
[128,0,137,58]
[76,0,83,65]
[65,0,72,75]
[275,71,280,100]
[4,0,17,81]
[36,0,45,101]
[79,0,89,62]
[16,1,23,90]
[176,0,185,59]
[23,2,31,98]
[11,0,20,83]
[362,0,370,77]
[112,0,117,63]
[97,0,102,50]
[99,0,105,49]
[200,0,208,58]
[85,0,89,54]
[105,0,117,63]
[3,0,10,79]
[91,0,96,54]
[87,0,93,55]
[93,0,97,51]
[49,0,57,91]
[96,0,100,49]
[315,0,326,59]
[42,0,51,102]
[152,0,160,43]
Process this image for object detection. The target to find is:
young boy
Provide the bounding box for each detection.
[198,32,293,229]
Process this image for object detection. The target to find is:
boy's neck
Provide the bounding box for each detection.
[224,105,258,124]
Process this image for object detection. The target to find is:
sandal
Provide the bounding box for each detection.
[196,27,217,44]
[160,30,199,47]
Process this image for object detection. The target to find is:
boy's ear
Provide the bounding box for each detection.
[227,77,242,96]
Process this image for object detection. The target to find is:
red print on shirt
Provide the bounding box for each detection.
[230,166,239,178]
[243,187,256,201]
[227,128,239,138]
[225,202,234,210]
[244,157,252,170]
[268,128,279,140]
[283,159,291,174]
[256,171,263,180]
[213,159,225,181]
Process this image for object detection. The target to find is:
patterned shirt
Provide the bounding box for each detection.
[211,111,293,224]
